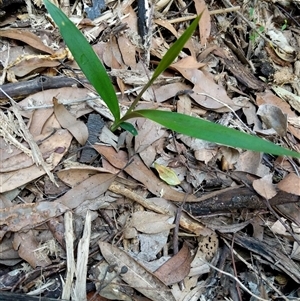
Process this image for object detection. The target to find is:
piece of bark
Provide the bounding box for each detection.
[0,76,86,104]
[220,232,300,283]
[0,291,66,301]
[213,45,266,91]
[183,186,299,216]
[0,0,24,9]
[79,114,105,164]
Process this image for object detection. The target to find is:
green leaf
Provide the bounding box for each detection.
[43,0,120,121]
[128,110,300,158]
[125,14,202,115]
[150,14,202,85]
[119,122,138,136]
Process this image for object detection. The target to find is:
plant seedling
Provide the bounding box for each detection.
[43,0,300,159]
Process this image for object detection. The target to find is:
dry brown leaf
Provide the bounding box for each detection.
[57,173,116,209]
[9,55,61,78]
[0,236,20,266]
[256,89,296,118]
[171,56,205,70]
[0,201,68,234]
[135,118,166,154]
[128,211,175,234]
[53,97,88,145]
[93,145,197,202]
[103,37,124,69]
[235,151,270,177]
[153,82,192,103]
[111,37,124,69]
[0,29,54,54]
[220,146,240,171]
[193,0,211,45]
[122,4,138,32]
[0,129,72,193]
[99,241,176,301]
[17,87,92,120]
[194,148,217,164]
[57,166,112,186]
[253,174,277,200]
[13,231,52,268]
[257,104,287,136]
[172,62,239,112]
[155,19,178,37]
[117,35,137,69]
[273,86,300,114]
[277,173,300,196]
[29,109,54,137]
[154,242,192,285]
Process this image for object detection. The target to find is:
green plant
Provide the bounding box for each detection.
[44,0,300,159]
[249,25,265,42]
[281,19,288,31]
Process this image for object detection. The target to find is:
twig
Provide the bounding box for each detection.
[62,211,75,300]
[263,198,300,246]
[230,234,243,301]
[200,258,270,301]
[168,6,241,24]
[0,87,57,185]
[222,238,290,301]
[195,92,255,135]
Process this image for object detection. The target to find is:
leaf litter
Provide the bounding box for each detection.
[0,0,300,300]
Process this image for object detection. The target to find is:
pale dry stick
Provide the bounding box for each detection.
[196,92,255,134]
[210,6,241,15]
[0,111,32,157]
[60,0,70,15]
[74,211,92,301]
[200,259,270,301]
[222,238,290,301]
[230,234,243,301]
[0,43,9,85]
[109,181,205,234]
[0,87,57,185]
[168,6,240,23]
[109,182,169,215]
[70,0,81,14]
[26,280,56,296]
[264,198,300,247]
[62,211,76,300]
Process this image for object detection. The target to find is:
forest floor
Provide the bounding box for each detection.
[0,0,300,300]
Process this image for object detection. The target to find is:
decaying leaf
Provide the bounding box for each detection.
[53,97,88,145]
[57,173,117,209]
[0,129,72,193]
[154,162,181,186]
[154,242,192,285]
[0,201,68,234]
[99,241,176,301]
[253,174,277,200]
[0,29,54,54]
[277,173,300,196]
[13,231,52,268]
[127,211,175,234]
[273,85,300,113]
[257,104,287,136]
[94,145,197,202]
